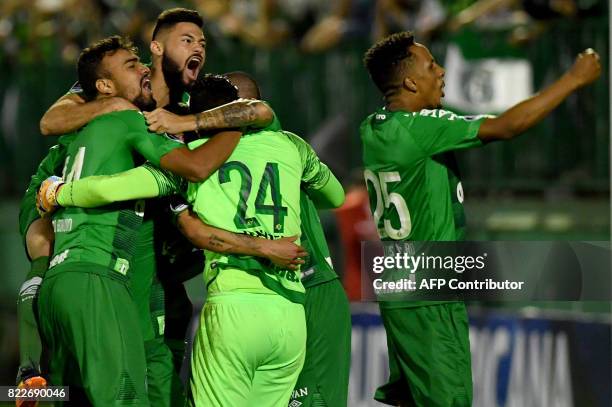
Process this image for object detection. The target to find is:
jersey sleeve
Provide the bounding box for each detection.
[401,109,490,156]
[56,163,185,208]
[119,111,184,166]
[142,162,187,197]
[283,131,331,191]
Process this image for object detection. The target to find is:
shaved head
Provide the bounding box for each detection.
[224,71,261,99]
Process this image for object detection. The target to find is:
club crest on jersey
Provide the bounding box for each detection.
[457,182,464,203]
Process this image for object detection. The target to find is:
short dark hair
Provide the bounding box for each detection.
[363,31,415,95]
[189,74,239,114]
[152,8,204,40]
[77,35,137,101]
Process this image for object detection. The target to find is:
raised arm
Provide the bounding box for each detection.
[143,99,274,135]
[177,209,306,269]
[40,93,138,136]
[478,49,601,142]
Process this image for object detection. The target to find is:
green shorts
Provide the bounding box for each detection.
[375,302,472,407]
[144,280,187,407]
[190,292,306,407]
[290,279,351,407]
[37,266,149,406]
[131,225,186,407]
[145,337,186,407]
[161,279,193,374]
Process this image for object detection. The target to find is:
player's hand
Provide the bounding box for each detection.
[144,108,191,135]
[260,236,308,270]
[16,372,47,407]
[567,48,601,88]
[36,176,64,217]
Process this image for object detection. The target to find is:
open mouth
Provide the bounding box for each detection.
[185,55,203,81]
[141,76,152,92]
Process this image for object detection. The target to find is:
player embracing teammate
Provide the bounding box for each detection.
[18,7,352,407]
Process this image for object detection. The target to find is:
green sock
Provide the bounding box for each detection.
[17,256,49,379]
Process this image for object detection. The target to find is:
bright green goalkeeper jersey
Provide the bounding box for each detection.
[186,128,333,304]
[361,107,486,242]
[49,110,182,276]
[265,113,338,288]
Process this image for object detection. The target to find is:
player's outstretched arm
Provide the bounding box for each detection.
[177,209,307,270]
[160,130,242,182]
[144,99,274,135]
[40,93,138,136]
[37,164,180,216]
[478,49,601,142]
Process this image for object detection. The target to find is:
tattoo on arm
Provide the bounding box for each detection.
[206,232,260,255]
[197,101,259,130]
[207,234,228,250]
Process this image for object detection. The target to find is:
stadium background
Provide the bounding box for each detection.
[0,0,609,406]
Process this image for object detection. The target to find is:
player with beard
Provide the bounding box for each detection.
[28,8,278,406]
[37,74,346,407]
[39,8,274,138]
[34,35,245,405]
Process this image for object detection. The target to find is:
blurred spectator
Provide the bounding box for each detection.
[447,0,605,44]
[373,0,447,42]
[199,0,373,52]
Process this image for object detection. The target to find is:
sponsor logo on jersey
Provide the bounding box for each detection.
[134,200,145,217]
[114,258,130,275]
[291,387,308,400]
[418,108,460,121]
[301,267,315,280]
[268,268,300,283]
[49,250,69,268]
[288,400,302,407]
[19,277,42,302]
[241,229,282,241]
[157,316,166,336]
[52,218,72,233]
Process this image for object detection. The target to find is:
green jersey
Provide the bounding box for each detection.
[50,110,182,276]
[299,192,338,288]
[186,128,332,304]
[361,107,485,242]
[361,107,486,308]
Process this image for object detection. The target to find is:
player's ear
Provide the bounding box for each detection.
[150,40,163,57]
[95,78,114,96]
[403,77,418,93]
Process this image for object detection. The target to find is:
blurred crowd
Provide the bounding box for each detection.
[0,0,605,67]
